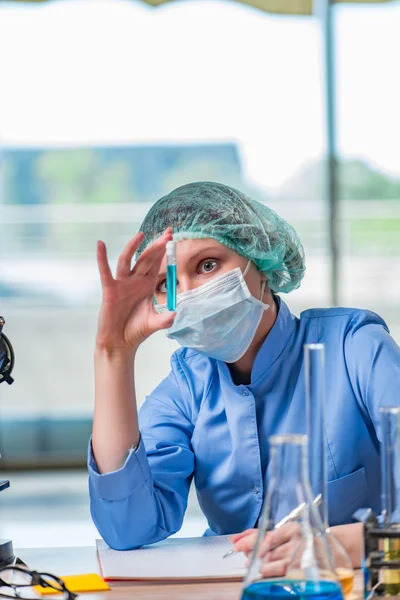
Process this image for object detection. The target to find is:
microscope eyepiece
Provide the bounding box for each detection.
[0,317,15,385]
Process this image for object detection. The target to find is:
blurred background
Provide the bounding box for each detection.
[0,0,399,548]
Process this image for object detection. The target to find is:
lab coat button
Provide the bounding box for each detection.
[241,388,250,396]
[252,486,260,495]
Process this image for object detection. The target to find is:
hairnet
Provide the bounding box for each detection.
[137,181,305,294]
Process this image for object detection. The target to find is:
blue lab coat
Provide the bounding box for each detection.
[88,300,400,549]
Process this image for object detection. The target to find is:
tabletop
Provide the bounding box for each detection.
[17,546,363,600]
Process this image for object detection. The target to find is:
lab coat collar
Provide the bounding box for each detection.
[251,298,297,385]
[217,297,297,387]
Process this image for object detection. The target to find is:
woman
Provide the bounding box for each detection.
[89,181,400,572]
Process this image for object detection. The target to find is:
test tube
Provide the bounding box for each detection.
[304,343,328,528]
[166,240,177,311]
[305,343,354,596]
[381,407,400,524]
[380,407,400,595]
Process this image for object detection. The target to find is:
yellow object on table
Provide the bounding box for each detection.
[34,573,110,595]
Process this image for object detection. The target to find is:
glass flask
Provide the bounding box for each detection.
[304,344,354,597]
[380,406,400,595]
[242,434,343,600]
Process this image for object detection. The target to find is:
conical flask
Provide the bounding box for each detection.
[304,344,354,597]
[242,434,343,600]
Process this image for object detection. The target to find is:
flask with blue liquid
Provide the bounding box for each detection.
[241,434,343,600]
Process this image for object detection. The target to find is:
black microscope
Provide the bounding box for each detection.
[0,315,17,567]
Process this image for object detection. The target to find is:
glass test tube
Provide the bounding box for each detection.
[304,343,328,528]
[304,344,354,598]
[166,240,177,311]
[380,407,400,595]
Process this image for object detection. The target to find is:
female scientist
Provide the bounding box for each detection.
[88,181,400,571]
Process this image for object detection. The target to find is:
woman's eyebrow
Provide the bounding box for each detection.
[186,245,224,264]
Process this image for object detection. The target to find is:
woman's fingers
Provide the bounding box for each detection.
[146,242,171,280]
[229,529,256,544]
[233,523,300,557]
[133,228,173,276]
[97,241,114,288]
[260,557,291,578]
[265,540,294,562]
[259,523,300,557]
[147,310,176,335]
[116,232,145,279]
[233,531,258,554]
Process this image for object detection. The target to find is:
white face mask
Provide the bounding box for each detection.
[155,261,269,363]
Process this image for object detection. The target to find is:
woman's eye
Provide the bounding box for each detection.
[157,280,167,293]
[199,260,217,274]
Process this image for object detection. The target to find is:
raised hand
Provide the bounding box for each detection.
[96,228,175,353]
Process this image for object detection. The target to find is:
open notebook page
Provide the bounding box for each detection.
[96,536,247,581]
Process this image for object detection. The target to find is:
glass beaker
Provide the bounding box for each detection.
[380,407,400,595]
[304,344,354,597]
[241,434,343,600]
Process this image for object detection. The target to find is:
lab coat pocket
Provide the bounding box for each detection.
[327,467,369,526]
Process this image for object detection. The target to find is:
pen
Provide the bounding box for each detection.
[223,494,321,559]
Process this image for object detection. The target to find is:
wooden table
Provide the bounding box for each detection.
[17,546,243,600]
[17,546,364,600]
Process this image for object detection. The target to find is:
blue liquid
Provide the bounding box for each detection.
[167,264,177,311]
[241,580,343,600]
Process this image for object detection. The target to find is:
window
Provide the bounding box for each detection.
[0,0,398,546]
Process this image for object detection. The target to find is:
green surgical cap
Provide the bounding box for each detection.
[137,181,305,294]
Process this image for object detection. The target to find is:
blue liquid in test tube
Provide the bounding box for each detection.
[166,241,177,311]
